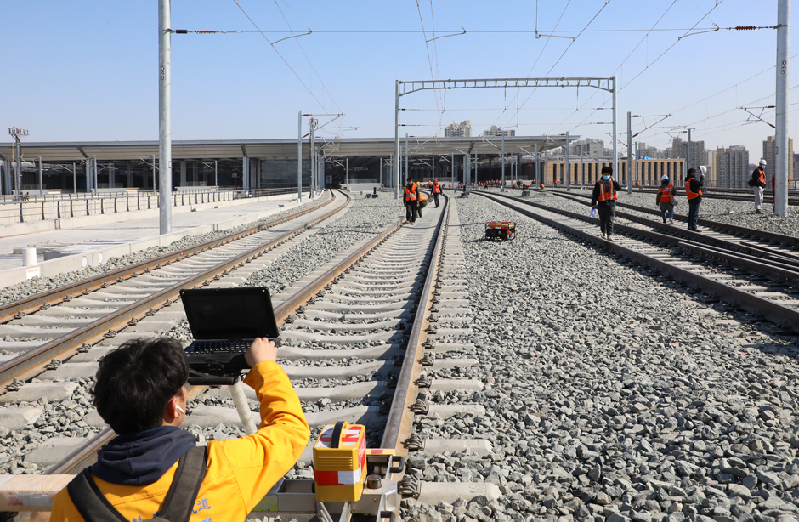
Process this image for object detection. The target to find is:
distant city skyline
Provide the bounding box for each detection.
[3,1,795,159]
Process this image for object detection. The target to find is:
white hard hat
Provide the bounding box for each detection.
[661,175,669,181]
[760,159,767,166]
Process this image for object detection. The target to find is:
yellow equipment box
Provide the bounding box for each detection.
[313,422,366,503]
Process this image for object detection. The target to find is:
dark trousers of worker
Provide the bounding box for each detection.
[598,205,614,237]
[405,201,417,222]
[432,193,440,207]
[687,199,701,230]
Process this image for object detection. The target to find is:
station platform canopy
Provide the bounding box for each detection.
[1,135,576,162]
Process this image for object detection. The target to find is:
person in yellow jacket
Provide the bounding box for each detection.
[50,336,309,521]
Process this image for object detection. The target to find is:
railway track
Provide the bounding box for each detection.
[475,190,799,336]
[0,192,499,519]
[551,187,799,206]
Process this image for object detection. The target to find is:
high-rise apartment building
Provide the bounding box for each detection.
[571,139,604,157]
[670,138,684,159]
[762,135,794,183]
[445,121,472,137]
[705,149,716,186]
[482,125,515,137]
[715,146,749,189]
[669,137,704,169]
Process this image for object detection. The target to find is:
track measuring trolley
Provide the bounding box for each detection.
[484,221,516,241]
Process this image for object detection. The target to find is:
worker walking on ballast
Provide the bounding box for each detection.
[591,166,621,241]
[656,175,678,224]
[684,168,703,231]
[404,178,418,224]
[750,159,767,214]
[431,179,441,207]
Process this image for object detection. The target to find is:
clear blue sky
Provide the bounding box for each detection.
[2,0,794,158]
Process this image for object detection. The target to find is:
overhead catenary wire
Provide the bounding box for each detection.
[498,0,611,130]
[546,0,729,142]
[231,0,340,118]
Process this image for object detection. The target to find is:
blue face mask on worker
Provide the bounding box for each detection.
[602,175,610,180]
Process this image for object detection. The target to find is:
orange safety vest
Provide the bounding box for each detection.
[597,179,618,202]
[404,184,417,202]
[757,167,766,186]
[432,182,441,194]
[657,184,673,202]
[684,178,701,200]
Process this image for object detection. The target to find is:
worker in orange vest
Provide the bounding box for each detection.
[591,166,621,241]
[684,168,703,231]
[431,179,441,207]
[404,178,418,224]
[417,183,428,218]
[749,159,767,213]
[656,175,678,224]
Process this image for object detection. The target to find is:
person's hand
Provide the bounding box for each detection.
[245,337,278,367]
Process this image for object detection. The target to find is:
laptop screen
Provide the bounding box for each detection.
[180,287,280,340]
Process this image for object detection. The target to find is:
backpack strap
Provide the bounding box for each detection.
[67,468,128,522]
[158,445,208,522]
[66,445,208,522]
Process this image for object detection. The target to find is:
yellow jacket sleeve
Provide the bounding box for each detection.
[210,360,310,512]
[49,360,309,521]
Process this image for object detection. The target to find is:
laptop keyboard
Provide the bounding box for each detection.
[189,340,251,354]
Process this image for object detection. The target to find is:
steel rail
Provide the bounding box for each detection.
[551,188,799,206]
[47,208,420,475]
[477,191,799,334]
[550,190,799,249]
[0,196,337,324]
[0,194,347,391]
[382,195,448,452]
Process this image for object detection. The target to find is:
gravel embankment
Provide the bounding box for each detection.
[0,192,333,306]
[402,195,799,522]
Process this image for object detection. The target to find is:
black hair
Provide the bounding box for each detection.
[601,166,613,175]
[687,168,696,178]
[93,337,190,434]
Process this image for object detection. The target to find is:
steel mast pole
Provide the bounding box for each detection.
[627,111,632,194]
[15,138,21,199]
[394,81,400,199]
[565,132,570,191]
[501,131,506,191]
[612,77,618,186]
[405,133,409,184]
[158,0,173,234]
[297,111,303,202]
[311,122,315,200]
[775,0,790,216]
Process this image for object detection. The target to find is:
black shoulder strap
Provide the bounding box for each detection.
[67,468,128,522]
[66,446,208,522]
[158,445,208,522]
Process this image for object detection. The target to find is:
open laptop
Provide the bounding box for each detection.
[180,287,280,378]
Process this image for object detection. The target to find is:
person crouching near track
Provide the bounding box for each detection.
[591,166,621,241]
[656,175,678,224]
[50,337,309,521]
[684,168,703,231]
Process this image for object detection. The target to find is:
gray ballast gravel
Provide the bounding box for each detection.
[402,195,799,522]
[0,191,333,306]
